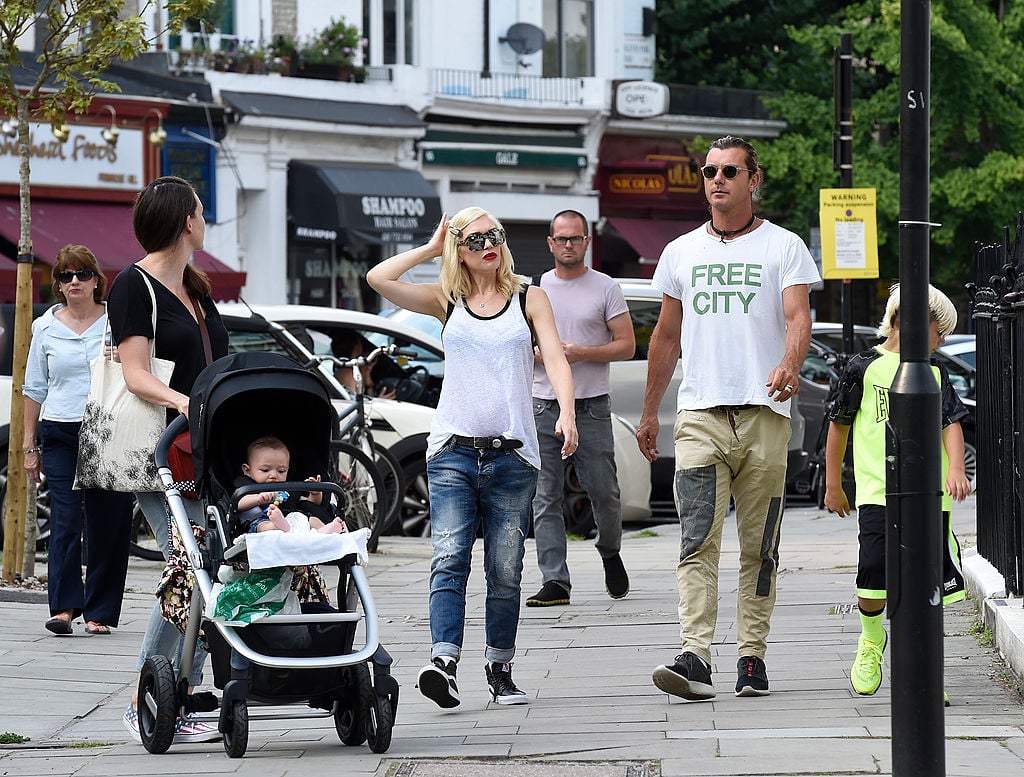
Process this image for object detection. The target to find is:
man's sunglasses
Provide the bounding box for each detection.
[56,269,96,283]
[456,228,507,251]
[700,164,756,180]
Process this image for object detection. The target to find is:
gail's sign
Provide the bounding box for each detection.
[0,123,144,191]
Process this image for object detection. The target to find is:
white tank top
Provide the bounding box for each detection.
[426,292,540,469]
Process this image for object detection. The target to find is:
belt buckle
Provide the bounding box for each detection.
[491,437,501,449]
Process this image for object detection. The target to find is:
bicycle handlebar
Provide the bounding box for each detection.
[303,343,418,370]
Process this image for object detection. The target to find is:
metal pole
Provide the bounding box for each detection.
[837,33,855,355]
[889,2,944,774]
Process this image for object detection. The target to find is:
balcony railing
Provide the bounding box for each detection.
[432,68,583,105]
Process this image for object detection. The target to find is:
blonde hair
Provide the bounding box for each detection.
[877,283,958,338]
[437,206,526,304]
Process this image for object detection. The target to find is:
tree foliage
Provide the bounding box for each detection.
[0,0,210,582]
[657,0,1024,298]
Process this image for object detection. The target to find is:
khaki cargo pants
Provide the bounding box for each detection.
[672,405,791,664]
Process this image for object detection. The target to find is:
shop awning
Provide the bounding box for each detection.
[0,253,42,303]
[606,217,703,263]
[0,198,246,301]
[289,161,442,250]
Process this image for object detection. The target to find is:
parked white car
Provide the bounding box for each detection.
[233,303,653,536]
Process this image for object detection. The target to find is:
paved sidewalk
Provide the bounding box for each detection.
[1,496,1023,776]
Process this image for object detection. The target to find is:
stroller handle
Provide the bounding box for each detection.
[156,413,189,470]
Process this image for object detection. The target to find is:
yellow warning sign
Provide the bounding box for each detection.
[819,188,879,280]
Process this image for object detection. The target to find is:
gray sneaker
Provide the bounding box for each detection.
[653,652,716,701]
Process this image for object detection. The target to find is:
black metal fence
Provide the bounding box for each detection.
[971,214,1024,596]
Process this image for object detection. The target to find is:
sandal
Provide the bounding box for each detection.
[45,612,73,635]
[85,622,111,635]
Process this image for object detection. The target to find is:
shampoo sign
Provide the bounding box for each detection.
[0,123,144,191]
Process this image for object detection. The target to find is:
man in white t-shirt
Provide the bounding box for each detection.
[527,209,636,607]
[637,136,820,701]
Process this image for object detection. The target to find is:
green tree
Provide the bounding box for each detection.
[0,0,210,581]
[660,1,1024,315]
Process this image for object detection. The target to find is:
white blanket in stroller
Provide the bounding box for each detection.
[241,516,370,569]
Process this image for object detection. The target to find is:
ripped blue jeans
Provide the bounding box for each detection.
[426,438,537,664]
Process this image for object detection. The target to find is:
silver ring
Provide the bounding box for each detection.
[784,384,794,391]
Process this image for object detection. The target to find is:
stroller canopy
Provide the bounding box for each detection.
[189,352,339,501]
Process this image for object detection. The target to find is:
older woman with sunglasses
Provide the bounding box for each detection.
[368,206,577,708]
[23,245,135,636]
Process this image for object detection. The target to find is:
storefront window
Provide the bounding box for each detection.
[542,0,593,78]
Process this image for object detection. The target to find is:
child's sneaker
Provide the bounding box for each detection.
[851,630,888,695]
[172,715,221,744]
[652,652,716,700]
[417,657,460,708]
[122,705,141,743]
[485,662,529,705]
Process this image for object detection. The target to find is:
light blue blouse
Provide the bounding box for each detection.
[23,304,106,422]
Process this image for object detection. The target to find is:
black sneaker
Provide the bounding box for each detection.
[485,662,529,705]
[652,652,716,700]
[602,553,629,599]
[525,581,570,607]
[735,656,770,697]
[417,657,460,708]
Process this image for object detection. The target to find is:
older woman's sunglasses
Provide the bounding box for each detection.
[56,269,96,283]
[700,164,756,180]
[457,228,506,251]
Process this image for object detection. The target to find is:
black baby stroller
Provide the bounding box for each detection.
[137,352,398,758]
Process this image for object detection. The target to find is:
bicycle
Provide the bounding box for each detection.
[306,344,412,551]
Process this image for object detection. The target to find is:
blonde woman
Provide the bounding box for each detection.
[367,206,577,708]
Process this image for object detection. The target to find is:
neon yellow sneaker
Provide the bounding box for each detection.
[851,630,888,695]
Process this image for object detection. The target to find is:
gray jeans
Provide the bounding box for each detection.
[531,395,623,590]
[134,491,207,686]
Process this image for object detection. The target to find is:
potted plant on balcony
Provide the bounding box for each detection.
[296,17,366,81]
[269,34,299,76]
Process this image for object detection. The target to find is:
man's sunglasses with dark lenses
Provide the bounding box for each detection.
[56,269,96,283]
[700,164,756,180]
[458,228,506,251]
[551,235,587,247]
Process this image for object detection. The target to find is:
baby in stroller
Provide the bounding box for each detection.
[236,435,347,535]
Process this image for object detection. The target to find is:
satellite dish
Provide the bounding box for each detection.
[500,23,545,56]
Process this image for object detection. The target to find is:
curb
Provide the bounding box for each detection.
[964,549,1024,686]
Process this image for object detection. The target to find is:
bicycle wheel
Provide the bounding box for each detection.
[369,441,404,538]
[333,441,386,553]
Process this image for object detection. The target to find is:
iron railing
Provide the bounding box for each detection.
[431,68,583,105]
[971,214,1024,596]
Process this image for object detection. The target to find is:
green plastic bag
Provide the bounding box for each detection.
[212,567,297,625]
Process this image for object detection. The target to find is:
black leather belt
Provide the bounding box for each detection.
[709,404,757,412]
[452,435,523,450]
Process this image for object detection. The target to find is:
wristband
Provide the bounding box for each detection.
[25,447,41,454]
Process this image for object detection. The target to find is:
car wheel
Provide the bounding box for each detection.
[400,457,431,538]
[962,427,977,491]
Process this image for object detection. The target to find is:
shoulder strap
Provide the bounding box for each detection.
[531,272,543,287]
[520,288,538,347]
[134,266,159,359]
[191,298,213,365]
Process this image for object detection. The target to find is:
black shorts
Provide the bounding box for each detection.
[855,504,965,604]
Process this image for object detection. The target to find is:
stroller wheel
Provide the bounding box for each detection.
[335,663,372,746]
[222,699,248,758]
[139,656,176,754]
[365,689,395,754]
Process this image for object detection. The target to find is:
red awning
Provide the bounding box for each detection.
[0,253,42,303]
[606,217,703,263]
[0,198,246,301]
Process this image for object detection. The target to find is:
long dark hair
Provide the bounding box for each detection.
[132,175,211,299]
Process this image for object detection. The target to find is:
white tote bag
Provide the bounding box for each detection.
[74,269,174,492]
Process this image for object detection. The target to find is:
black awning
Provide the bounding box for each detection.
[288,161,442,249]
